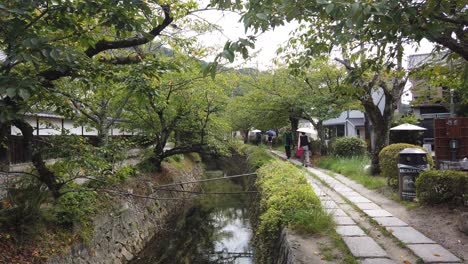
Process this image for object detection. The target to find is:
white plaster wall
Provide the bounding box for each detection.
[38,117,62,135]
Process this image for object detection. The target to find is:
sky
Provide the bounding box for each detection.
[190,6,437,104]
[192,7,436,71]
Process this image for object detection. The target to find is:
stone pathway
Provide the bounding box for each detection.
[271,151,463,264]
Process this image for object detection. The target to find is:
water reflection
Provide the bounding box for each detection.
[131,170,254,264]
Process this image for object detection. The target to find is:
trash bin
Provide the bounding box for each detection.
[397,148,430,201]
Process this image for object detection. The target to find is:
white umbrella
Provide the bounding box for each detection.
[390,123,427,131]
[252,129,262,133]
[296,127,315,134]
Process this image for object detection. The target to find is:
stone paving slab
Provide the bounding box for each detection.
[363,209,393,217]
[342,237,388,258]
[407,244,461,263]
[339,191,362,197]
[373,217,408,227]
[336,225,366,236]
[347,195,373,203]
[321,200,338,209]
[319,196,333,201]
[272,153,461,263]
[386,226,434,244]
[335,216,355,225]
[326,208,348,217]
[335,187,354,192]
[361,258,396,264]
[355,202,381,210]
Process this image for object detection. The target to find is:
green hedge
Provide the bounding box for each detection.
[416,170,468,205]
[331,137,367,157]
[238,144,274,170]
[254,160,332,263]
[379,143,434,189]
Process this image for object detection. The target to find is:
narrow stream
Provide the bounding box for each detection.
[131,156,255,264]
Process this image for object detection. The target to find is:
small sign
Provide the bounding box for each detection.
[398,164,426,201]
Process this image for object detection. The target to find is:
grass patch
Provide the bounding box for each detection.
[318,156,386,190]
[329,231,359,264]
[389,193,420,209]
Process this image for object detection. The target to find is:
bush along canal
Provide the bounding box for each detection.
[131,153,256,264]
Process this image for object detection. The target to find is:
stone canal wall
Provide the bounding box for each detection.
[274,229,297,264]
[47,165,202,264]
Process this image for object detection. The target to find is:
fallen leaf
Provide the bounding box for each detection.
[403,261,412,264]
[433,253,441,257]
[388,228,394,233]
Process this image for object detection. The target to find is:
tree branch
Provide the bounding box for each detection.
[85,5,173,58]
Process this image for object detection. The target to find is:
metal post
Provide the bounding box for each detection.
[450,89,455,117]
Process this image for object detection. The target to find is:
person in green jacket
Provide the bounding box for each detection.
[283,127,294,159]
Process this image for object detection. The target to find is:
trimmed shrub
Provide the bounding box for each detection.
[416,170,468,205]
[255,160,332,263]
[238,145,274,170]
[331,137,367,157]
[379,143,434,189]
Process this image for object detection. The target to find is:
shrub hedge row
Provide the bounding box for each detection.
[331,137,367,157]
[238,144,275,170]
[379,143,434,190]
[252,158,332,263]
[416,170,468,205]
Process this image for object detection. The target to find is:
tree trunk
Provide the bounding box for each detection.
[151,140,166,172]
[364,113,372,152]
[369,121,390,175]
[316,121,327,155]
[242,129,250,144]
[363,93,395,175]
[0,122,10,171]
[95,129,109,147]
[13,119,63,198]
[289,117,299,133]
[152,155,163,172]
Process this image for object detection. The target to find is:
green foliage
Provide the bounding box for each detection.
[309,139,321,154]
[254,160,333,263]
[0,177,49,239]
[167,154,185,163]
[318,156,386,190]
[112,165,137,183]
[331,137,367,157]
[379,144,434,189]
[53,189,97,228]
[416,170,468,205]
[238,145,274,170]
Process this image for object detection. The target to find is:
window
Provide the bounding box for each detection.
[337,125,345,137]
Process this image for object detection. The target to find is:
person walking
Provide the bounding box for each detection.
[255,132,262,145]
[266,133,273,150]
[297,132,310,167]
[283,128,294,159]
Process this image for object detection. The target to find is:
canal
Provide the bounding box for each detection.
[131,156,255,264]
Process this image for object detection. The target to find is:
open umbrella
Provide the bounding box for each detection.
[266,130,276,137]
[390,123,427,131]
[252,129,261,133]
[296,127,315,134]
